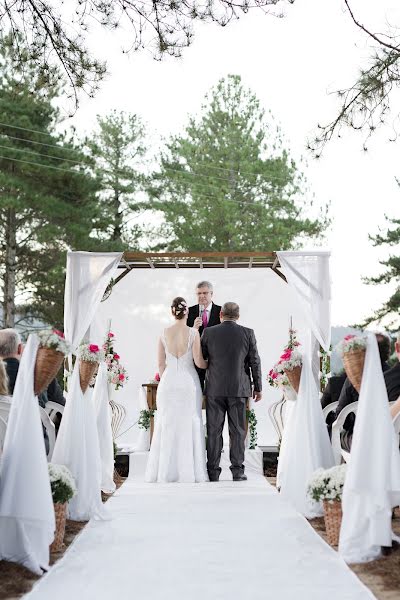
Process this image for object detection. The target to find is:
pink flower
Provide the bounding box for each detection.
[272,372,278,379]
[108,332,114,338]
[280,350,292,361]
[114,353,120,360]
[155,372,160,382]
[293,341,301,347]
[119,374,125,381]
[344,335,355,341]
[53,329,65,339]
[89,344,100,353]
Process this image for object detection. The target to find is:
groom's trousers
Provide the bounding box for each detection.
[206,396,247,480]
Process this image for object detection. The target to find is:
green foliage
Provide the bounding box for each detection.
[86,110,148,249]
[138,409,155,431]
[150,75,328,251]
[0,34,101,329]
[360,212,400,330]
[246,408,258,450]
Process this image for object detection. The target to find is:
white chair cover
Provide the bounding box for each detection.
[0,335,54,574]
[278,358,334,517]
[94,363,116,494]
[339,333,400,563]
[53,251,122,520]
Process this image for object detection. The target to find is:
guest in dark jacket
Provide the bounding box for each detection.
[321,372,347,435]
[384,333,400,402]
[335,332,391,451]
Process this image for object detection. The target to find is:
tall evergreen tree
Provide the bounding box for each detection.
[87,111,148,249]
[151,75,328,252]
[0,35,100,328]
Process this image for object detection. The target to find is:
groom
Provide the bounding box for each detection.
[201,302,262,482]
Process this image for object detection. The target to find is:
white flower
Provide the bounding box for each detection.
[277,348,303,372]
[78,343,105,363]
[37,330,72,355]
[336,335,367,356]
[48,463,77,496]
[308,464,347,502]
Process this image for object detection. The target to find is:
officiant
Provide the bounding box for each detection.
[187,281,221,390]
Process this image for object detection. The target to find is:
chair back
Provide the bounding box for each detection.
[322,401,338,422]
[39,407,56,461]
[331,401,359,465]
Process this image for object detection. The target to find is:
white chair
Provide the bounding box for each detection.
[322,401,338,422]
[0,415,7,452]
[331,401,358,465]
[44,400,64,426]
[39,407,56,461]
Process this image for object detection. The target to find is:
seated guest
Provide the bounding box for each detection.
[334,332,391,452]
[321,372,347,436]
[384,332,400,402]
[0,359,10,399]
[0,328,49,452]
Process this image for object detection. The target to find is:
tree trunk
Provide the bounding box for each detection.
[3,206,17,327]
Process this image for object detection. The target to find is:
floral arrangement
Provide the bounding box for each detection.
[336,334,367,356]
[246,408,258,449]
[267,364,290,388]
[78,343,105,363]
[268,327,302,388]
[48,463,77,504]
[37,329,72,355]
[103,332,129,390]
[277,347,303,372]
[154,372,160,382]
[308,464,346,503]
[138,408,155,430]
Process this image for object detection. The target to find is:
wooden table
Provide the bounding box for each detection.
[142,383,158,443]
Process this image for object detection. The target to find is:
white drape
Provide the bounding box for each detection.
[0,335,54,574]
[53,251,122,520]
[339,333,400,563]
[276,251,334,516]
[94,363,116,494]
[278,358,334,516]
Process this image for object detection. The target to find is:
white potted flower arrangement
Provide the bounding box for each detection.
[103,332,129,392]
[78,343,105,393]
[308,464,346,546]
[336,334,367,392]
[34,329,72,396]
[48,463,77,552]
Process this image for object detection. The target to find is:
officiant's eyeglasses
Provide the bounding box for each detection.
[196,290,212,297]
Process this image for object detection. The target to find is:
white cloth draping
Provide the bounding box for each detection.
[276,389,296,489]
[0,335,55,574]
[52,366,109,521]
[134,386,151,451]
[339,333,400,563]
[94,363,116,494]
[54,251,121,520]
[278,358,334,516]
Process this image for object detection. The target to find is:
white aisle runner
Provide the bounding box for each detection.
[25,451,374,600]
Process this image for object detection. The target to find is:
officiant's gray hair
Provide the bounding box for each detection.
[221,302,240,320]
[196,281,213,290]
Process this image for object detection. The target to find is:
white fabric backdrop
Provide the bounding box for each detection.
[0,335,54,574]
[339,333,400,563]
[95,267,308,447]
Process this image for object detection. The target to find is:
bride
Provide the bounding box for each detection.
[145,297,209,483]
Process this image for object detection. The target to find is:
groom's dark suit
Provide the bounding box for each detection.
[201,321,262,480]
[187,302,221,390]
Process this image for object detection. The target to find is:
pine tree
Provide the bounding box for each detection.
[150,75,328,252]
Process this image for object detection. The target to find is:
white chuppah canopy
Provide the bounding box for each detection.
[276,251,334,517]
[53,251,122,520]
[0,335,54,574]
[339,333,400,563]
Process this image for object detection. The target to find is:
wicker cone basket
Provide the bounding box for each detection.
[284,365,302,393]
[34,347,65,396]
[79,360,98,394]
[323,499,342,546]
[343,348,366,393]
[50,502,67,552]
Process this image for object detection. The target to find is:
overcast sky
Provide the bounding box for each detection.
[69,0,400,327]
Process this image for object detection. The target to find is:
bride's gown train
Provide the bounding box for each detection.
[145,327,208,483]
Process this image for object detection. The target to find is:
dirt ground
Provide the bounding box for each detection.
[1,470,399,599]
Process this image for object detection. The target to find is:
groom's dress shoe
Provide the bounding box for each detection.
[209,476,220,482]
[233,474,247,481]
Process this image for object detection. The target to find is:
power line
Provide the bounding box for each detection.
[0,119,305,184]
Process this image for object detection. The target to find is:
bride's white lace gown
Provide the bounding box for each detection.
[145,327,208,483]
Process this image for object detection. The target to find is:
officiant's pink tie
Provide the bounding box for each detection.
[202,309,208,328]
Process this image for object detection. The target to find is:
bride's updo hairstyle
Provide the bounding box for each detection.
[171,297,188,320]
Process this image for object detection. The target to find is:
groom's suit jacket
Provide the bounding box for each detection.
[201,321,262,397]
